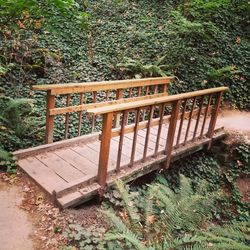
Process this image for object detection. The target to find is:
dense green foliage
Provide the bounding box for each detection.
[0,0,249,151]
[63,175,250,250]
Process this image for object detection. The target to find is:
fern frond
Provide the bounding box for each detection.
[115,180,141,227]
[178,174,193,199]
[0,148,12,161]
[101,208,128,233]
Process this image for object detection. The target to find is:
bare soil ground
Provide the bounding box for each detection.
[0,181,34,250]
[0,171,106,249]
[218,110,250,140]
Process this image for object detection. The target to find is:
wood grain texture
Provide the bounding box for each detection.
[45,91,55,143]
[98,112,113,188]
[87,87,228,115]
[33,77,173,95]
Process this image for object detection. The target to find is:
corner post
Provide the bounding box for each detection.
[46,90,55,144]
[98,112,113,190]
[165,100,181,168]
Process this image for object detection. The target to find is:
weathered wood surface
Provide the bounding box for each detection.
[33,76,173,95]
[17,79,228,208]
[39,77,172,144]
[16,116,223,208]
[87,87,228,115]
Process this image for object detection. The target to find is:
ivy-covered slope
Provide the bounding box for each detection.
[0,0,249,152]
[1,0,249,107]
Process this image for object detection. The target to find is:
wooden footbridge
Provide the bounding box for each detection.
[13,77,228,208]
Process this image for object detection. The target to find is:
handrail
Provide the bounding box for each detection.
[33,76,173,95]
[49,92,168,116]
[87,87,228,115]
[33,77,173,143]
[93,86,228,189]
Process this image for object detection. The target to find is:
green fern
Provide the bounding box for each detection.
[117,57,172,78]
[0,148,11,161]
[102,175,250,250]
[0,94,45,151]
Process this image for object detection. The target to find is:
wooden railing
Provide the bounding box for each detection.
[33,77,173,143]
[87,86,228,189]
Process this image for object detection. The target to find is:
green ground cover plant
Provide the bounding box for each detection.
[0,0,249,150]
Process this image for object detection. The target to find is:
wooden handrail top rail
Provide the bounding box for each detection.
[87,86,229,115]
[32,76,174,95]
[49,92,169,116]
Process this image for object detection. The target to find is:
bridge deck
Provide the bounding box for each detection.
[15,117,223,208]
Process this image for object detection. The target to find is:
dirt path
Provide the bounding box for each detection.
[218,110,250,140]
[0,182,34,250]
[0,172,105,249]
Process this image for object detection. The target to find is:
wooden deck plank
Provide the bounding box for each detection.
[109,140,130,168]
[86,141,117,171]
[36,152,85,182]
[72,144,99,165]
[54,148,98,176]
[121,134,149,154]
[18,157,67,194]
[111,136,143,162]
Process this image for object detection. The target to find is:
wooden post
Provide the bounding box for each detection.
[154,104,165,157]
[130,108,140,167]
[98,112,113,189]
[114,89,123,127]
[207,92,223,148]
[91,91,97,132]
[192,95,204,140]
[45,90,55,144]
[77,93,84,136]
[64,94,71,139]
[163,83,168,94]
[200,94,212,137]
[165,100,181,168]
[143,105,154,162]
[176,99,188,147]
[116,111,128,172]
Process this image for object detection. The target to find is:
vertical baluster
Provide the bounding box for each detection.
[200,94,212,137]
[176,98,188,147]
[115,89,123,127]
[142,86,149,121]
[64,94,71,139]
[98,112,113,189]
[192,95,204,139]
[138,86,142,97]
[207,91,223,148]
[77,93,84,136]
[184,97,196,144]
[126,88,132,125]
[45,90,55,144]
[129,87,132,98]
[116,111,128,172]
[91,91,97,132]
[106,90,110,101]
[154,104,165,157]
[143,105,154,162]
[163,83,168,93]
[130,108,140,167]
[154,85,158,94]
[165,100,181,168]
